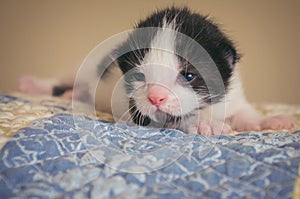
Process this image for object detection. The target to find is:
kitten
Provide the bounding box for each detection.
[19,7,294,135]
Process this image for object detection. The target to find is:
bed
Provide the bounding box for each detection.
[0,92,299,198]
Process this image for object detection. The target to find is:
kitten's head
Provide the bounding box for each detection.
[115,7,240,128]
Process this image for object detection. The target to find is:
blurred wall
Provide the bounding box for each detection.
[0,0,299,104]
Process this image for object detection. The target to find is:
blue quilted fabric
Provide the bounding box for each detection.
[0,96,300,198]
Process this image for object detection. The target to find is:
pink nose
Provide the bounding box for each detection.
[147,85,169,106]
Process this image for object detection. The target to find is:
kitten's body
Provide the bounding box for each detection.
[19,7,294,135]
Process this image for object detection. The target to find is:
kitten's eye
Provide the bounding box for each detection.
[178,72,196,83]
[132,72,145,81]
[184,73,196,82]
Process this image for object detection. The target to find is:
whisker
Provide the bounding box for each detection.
[117,106,135,123]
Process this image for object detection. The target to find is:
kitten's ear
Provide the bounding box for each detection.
[222,42,241,68]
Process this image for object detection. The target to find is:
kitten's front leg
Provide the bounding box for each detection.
[228,104,294,132]
[187,103,294,135]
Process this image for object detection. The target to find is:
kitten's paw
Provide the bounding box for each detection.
[231,121,262,132]
[194,120,232,136]
[19,75,54,95]
[19,75,38,93]
[260,115,294,130]
[229,114,294,132]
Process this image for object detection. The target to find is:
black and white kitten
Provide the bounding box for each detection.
[19,7,294,135]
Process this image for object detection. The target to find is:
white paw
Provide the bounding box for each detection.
[230,120,262,132]
[230,115,295,132]
[19,75,37,93]
[19,75,53,95]
[260,115,294,130]
[189,120,232,136]
[227,103,295,132]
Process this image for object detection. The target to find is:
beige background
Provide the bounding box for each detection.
[0,0,299,104]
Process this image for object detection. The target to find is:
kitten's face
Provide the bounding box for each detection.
[123,48,206,126]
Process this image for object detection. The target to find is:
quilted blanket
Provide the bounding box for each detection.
[0,92,299,199]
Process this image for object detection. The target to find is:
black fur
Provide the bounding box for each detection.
[52,86,72,96]
[117,7,239,86]
[129,98,151,126]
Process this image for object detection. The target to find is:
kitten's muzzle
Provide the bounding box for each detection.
[147,85,170,106]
